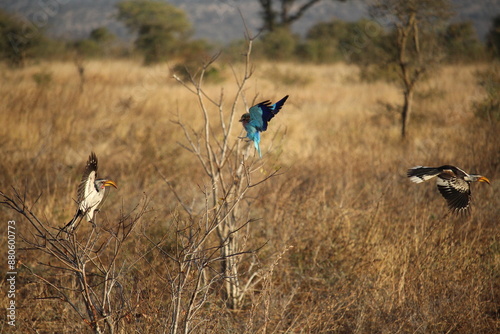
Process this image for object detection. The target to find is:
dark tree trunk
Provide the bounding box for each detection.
[396,11,420,139]
[401,89,413,138]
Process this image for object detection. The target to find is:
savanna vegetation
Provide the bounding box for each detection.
[0,0,499,333]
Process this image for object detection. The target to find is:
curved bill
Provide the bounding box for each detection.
[478,176,490,184]
[104,180,118,188]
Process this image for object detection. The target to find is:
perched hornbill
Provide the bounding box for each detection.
[407,165,490,214]
[60,152,117,234]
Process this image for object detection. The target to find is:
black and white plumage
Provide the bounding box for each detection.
[407,165,490,214]
[61,152,117,233]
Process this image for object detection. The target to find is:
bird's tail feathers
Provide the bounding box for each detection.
[251,132,262,158]
[254,141,262,158]
[57,210,83,236]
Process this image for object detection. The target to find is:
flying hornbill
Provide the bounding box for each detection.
[60,152,117,234]
[407,165,490,214]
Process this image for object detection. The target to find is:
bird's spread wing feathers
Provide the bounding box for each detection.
[407,166,443,183]
[249,95,289,132]
[248,102,267,131]
[59,152,99,234]
[77,152,98,209]
[436,176,471,213]
[408,165,476,213]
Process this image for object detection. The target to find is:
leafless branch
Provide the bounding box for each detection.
[1,188,147,333]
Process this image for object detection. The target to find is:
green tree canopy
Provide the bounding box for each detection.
[0,9,47,66]
[116,0,192,64]
[259,28,299,60]
[304,19,390,63]
[74,27,117,58]
[443,21,484,62]
[90,27,115,44]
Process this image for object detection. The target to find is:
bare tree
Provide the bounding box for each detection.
[143,174,262,333]
[371,0,452,138]
[1,188,147,334]
[259,0,347,32]
[170,34,282,315]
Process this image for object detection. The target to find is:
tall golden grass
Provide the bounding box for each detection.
[0,57,499,333]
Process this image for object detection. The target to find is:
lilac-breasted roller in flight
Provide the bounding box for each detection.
[239,95,289,158]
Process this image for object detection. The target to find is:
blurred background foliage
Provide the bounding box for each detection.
[0,1,499,69]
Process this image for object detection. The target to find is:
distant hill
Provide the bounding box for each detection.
[2,0,499,44]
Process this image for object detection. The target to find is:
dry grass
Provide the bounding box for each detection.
[0,57,499,333]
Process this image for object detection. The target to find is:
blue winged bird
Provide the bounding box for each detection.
[239,95,289,158]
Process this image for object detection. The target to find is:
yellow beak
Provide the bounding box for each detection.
[104,180,118,189]
[478,176,490,185]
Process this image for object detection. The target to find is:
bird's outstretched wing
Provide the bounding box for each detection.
[249,95,289,131]
[407,166,444,183]
[58,153,98,236]
[77,152,98,204]
[436,175,471,213]
[248,101,269,131]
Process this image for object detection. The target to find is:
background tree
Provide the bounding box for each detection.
[74,27,117,58]
[370,0,452,138]
[442,21,484,62]
[302,18,389,63]
[259,27,299,60]
[259,0,346,33]
[0,9,48,66]
[486,14,500,58]
[116,0,192,64]
[473,64,500,122]
[90,27,115,45]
